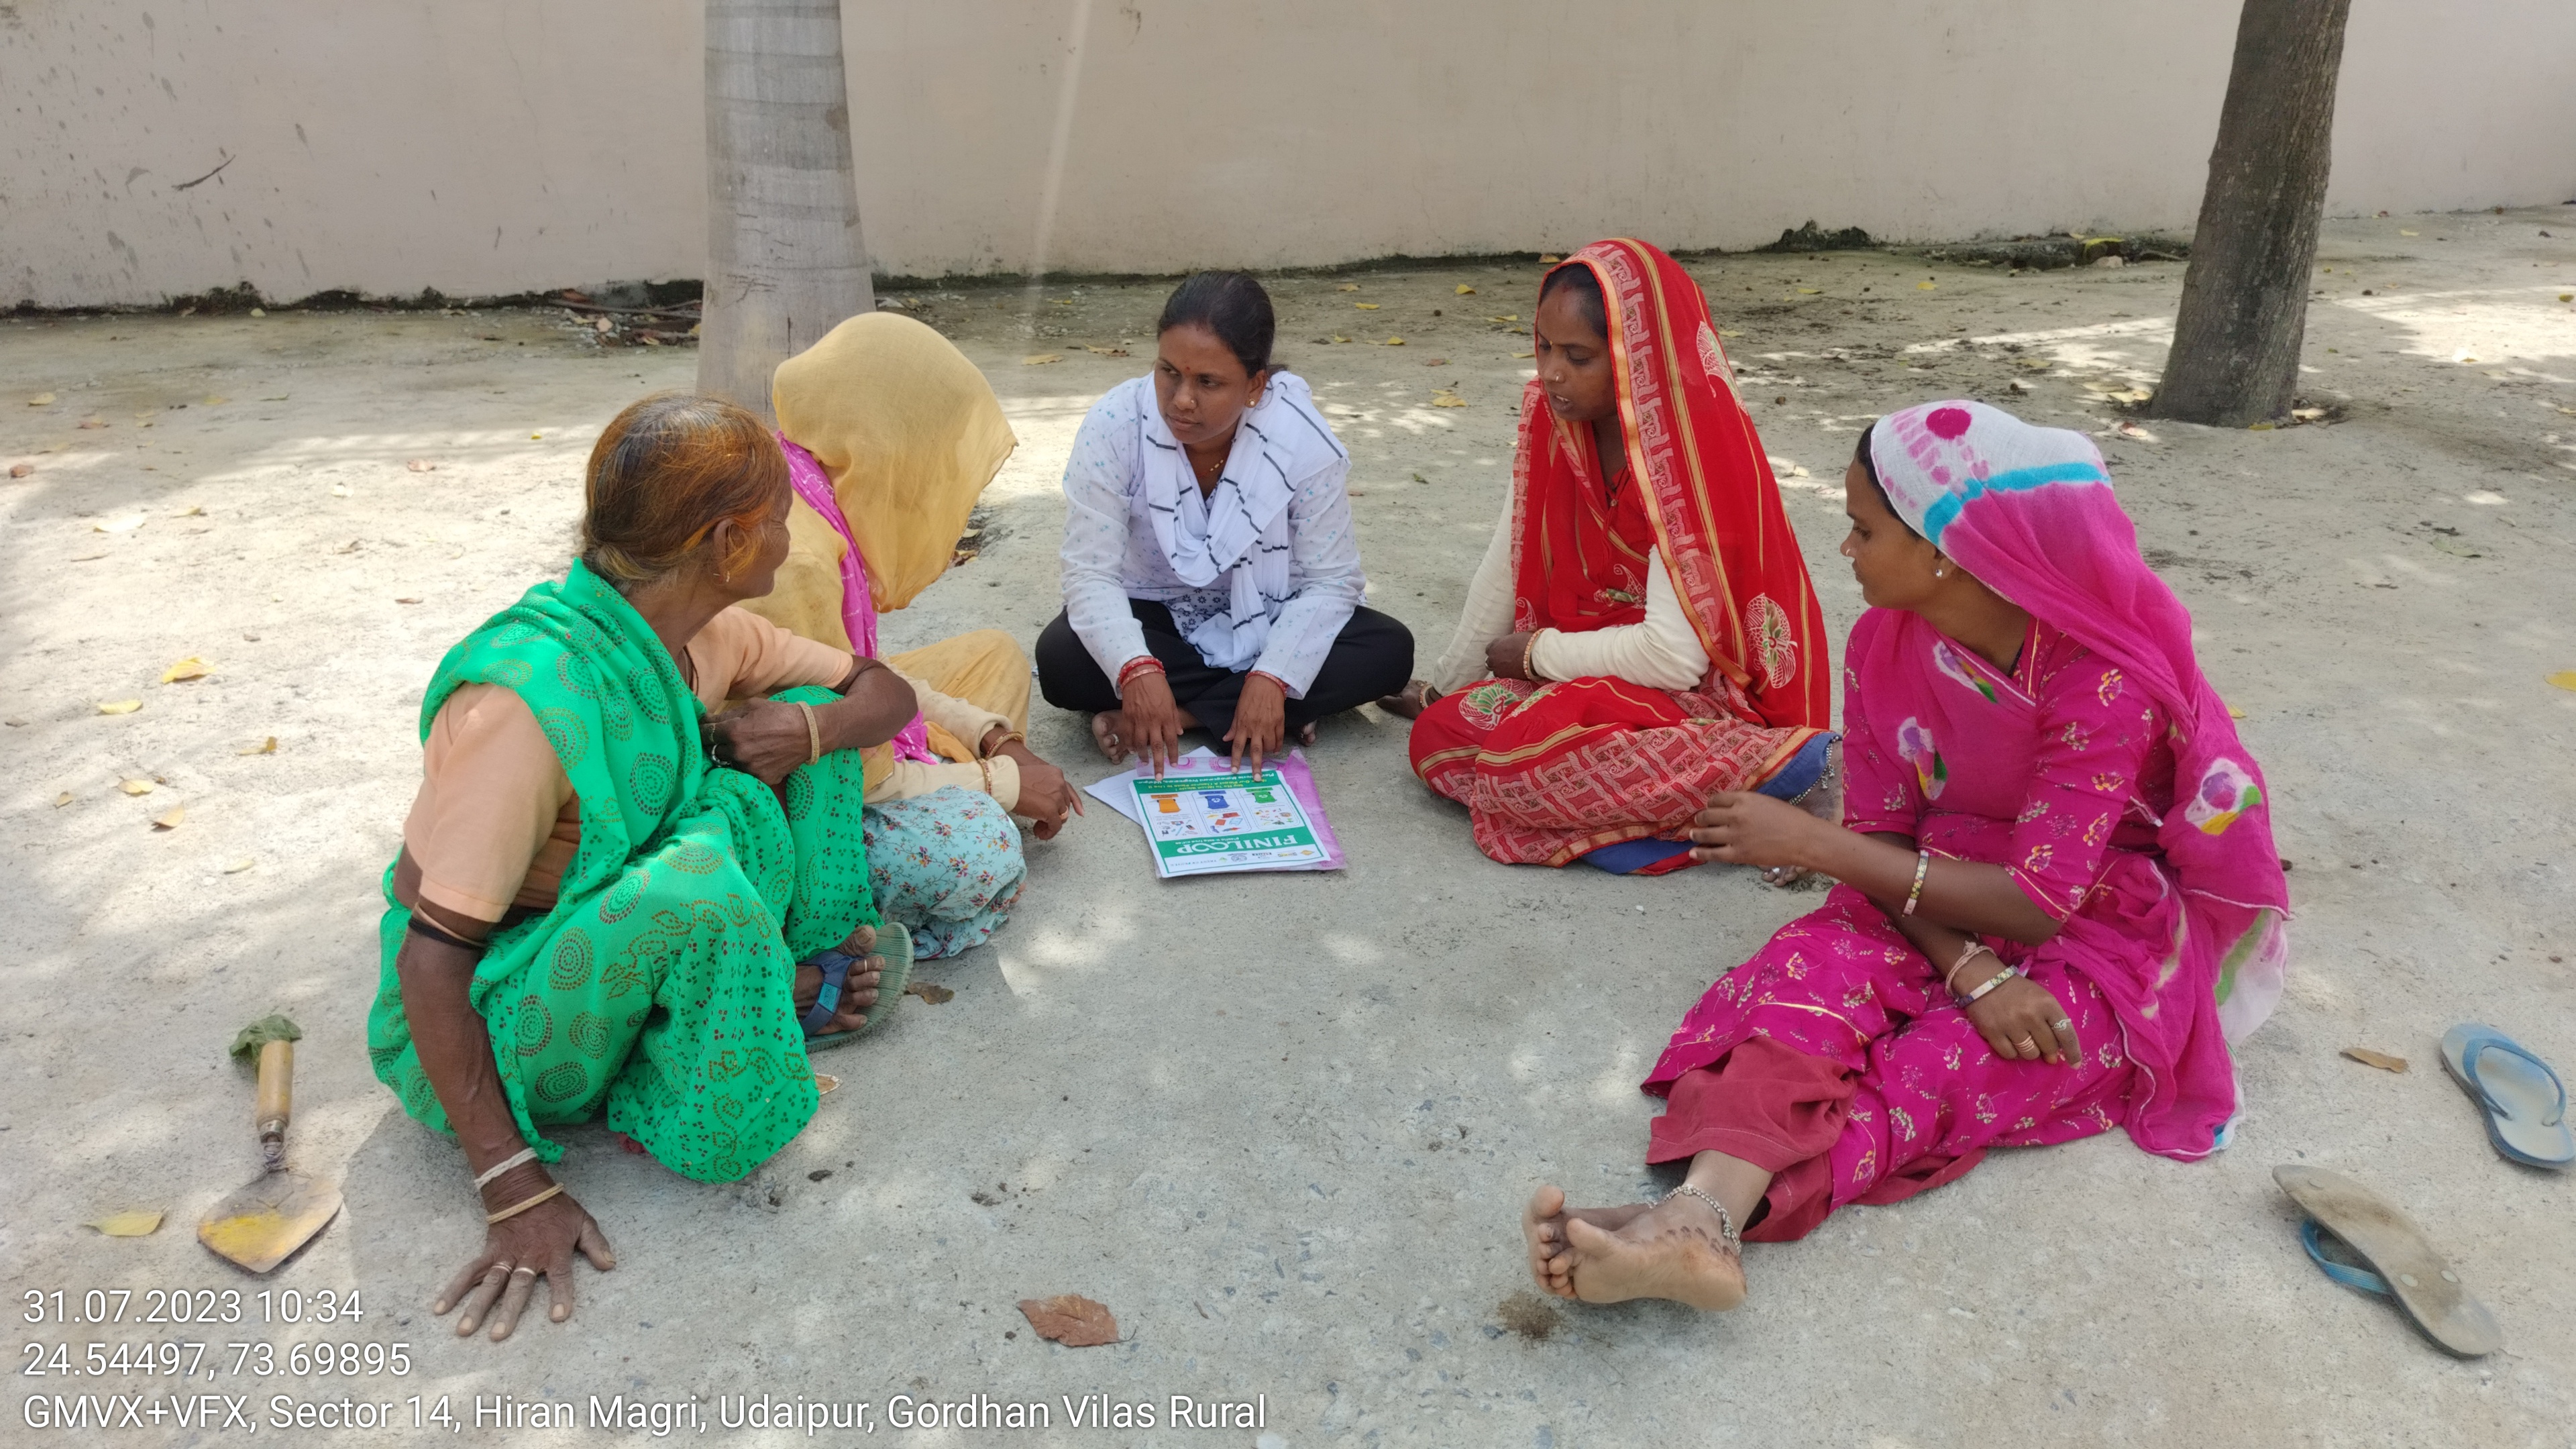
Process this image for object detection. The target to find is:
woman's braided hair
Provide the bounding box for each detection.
[579,392,786,591]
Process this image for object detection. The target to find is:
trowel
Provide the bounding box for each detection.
[198,1016,341,1274]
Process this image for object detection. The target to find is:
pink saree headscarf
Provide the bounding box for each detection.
[1870,400,2290,1041]
[779,435,936,763]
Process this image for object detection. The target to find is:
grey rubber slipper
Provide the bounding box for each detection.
[2273,1165,2501,1358]
[2440,1023,2575,1169]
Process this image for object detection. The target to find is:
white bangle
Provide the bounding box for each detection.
[472,1146,537,1189]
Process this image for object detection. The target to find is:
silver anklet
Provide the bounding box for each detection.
[1661,1183,1742,1254]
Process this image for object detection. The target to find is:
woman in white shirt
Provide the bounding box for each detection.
[1036,271,1413,773]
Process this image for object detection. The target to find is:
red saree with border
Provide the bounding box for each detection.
[1409,239,1831,869]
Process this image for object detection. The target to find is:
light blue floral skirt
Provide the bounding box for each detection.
[861,786,1026,960]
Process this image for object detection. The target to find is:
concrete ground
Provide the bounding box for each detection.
[4,209,2574,1447]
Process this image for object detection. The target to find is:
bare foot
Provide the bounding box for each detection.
[1295,720,1318,747]
[1561,1192,1747,1311]
[794,922,884,1036]
[1090,711,1132,764]
[1521,1186,1654,1300]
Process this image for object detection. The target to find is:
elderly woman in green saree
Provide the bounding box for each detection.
[368,393,920,1343]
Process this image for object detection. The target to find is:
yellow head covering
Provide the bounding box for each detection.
[771,311,1018,611]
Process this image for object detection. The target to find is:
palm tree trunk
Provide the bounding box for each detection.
[697,0,874,423]
[2148,0,2352,427]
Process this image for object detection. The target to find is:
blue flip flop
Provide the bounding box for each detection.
[2301,1218,2393,1296]
[801,922,913,1053]
[2440,1023,2576,1169]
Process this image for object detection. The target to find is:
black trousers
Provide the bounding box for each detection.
[1036,600,1415,739]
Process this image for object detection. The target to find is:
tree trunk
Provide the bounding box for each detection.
[697,0,874,423]
[2148,0,2352,427]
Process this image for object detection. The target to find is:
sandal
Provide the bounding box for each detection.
[801,922,913,1053]
[2440,1023,2576,1169]
[2274,1165,2502,1357]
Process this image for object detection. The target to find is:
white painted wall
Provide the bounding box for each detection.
[6,1,2571,307]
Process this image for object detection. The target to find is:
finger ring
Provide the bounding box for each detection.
[2052,1018,2073,1030]
[2013,1037,2037,1053]
[512,1266,537,1277]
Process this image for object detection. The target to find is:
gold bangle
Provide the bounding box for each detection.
[976,756,995,798]
[484,1182,564,1225]
[1945,940,1996,996]
[1902,847,1931,917]
[797,701,821,765]
[1520,631,1544,682]
[983,729,1025,759]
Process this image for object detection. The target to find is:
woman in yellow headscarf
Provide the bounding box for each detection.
[741,312,1081,959]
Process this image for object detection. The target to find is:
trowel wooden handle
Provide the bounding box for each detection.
[254,1040,294,1140]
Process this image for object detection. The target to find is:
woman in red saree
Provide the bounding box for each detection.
[1384,239,1834,873]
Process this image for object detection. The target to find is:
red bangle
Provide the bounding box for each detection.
[1116,657,1166,691]
[1247,670,1289,696]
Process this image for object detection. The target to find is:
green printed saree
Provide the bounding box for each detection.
[366,561,875,1183]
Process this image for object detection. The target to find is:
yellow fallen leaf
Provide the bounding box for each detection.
[1455,284,1477,296]
[173,504,203,517]
[1485,314,1521,323]
[161,656,212,684]
[2226,704,2245,718]
[2546,670,2576,692]
[97,700,142,715]
[530,432,543,440]
[1022,354,1063,366]
[1336,283,1362,292]
[1917,280,1937,291]
[54,792,74,808]
[152,806,184,830]
[28,392,55,407]
[119,778,155,796]
[88,1210,164,1238]
[1514,350,1536,358]
[201,395,228,406]
[1383,337,1405,346]
[1538,254,1561,264]
[2248,421,2275,431]
[1431,390,1466,408]
[237,735,278,755]
[2341,1046,2408,1073]
[2399,229,2418,236]
[223,857,255,874]
[814,1072,839,1095]
[1354,303,1381,310]
[2560,293,2573,303]
[1797,287,1822,295]
[95,514,145,533]
[1329,335,1351,344]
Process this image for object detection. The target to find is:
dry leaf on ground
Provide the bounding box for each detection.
[2226,704,2247,719]
[406,459,437,472]
[1538,254,1561,264]
[238,736,278,755]
[813,1072,839,1095]
[1022,354,1063,366]
[395,596,422,605]
[1454,284,1477,295]
[2341,1046,2408,1073]
[161,656,212,684]
[907,981,955,1004]
[2546,671,2576,693]
[1336,283,1361,292]
[152,806,185,830]
[28,392,55,407]
[87,1210,164,1238]
[1431,390,1466,409]
[119,778,155,796]
[78,417,107,429]
[223,857,255,874]
[1383,337,1405,346]
[1917,280,1937,291]
[1353,303,1381,311]
[54,792,74,808]
[8,464,30,478]
[96,514,145,533]
[1081,345,1128,358]
[97,700,142,715]
[1017,1295,1119,1346]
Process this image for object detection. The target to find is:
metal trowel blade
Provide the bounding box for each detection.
[198,1172,342,1275]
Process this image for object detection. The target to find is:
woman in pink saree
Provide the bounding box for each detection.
[1521,400,2290,1311]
